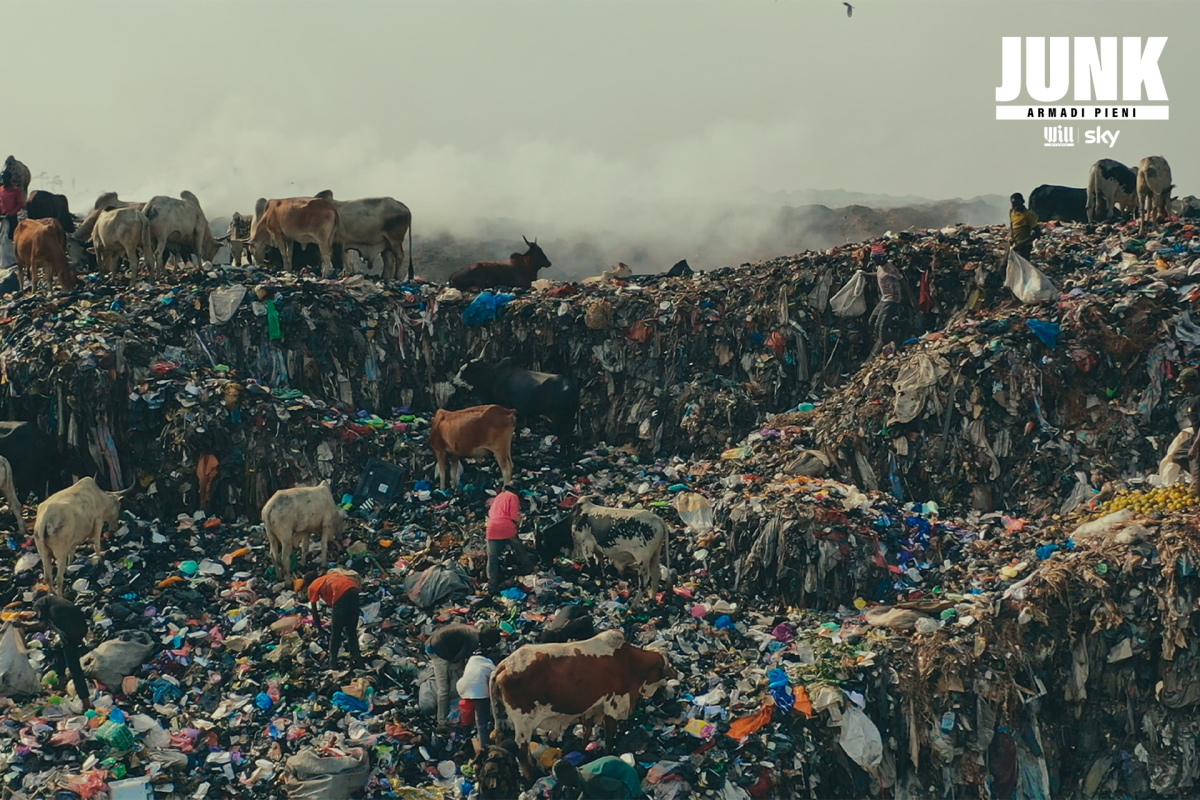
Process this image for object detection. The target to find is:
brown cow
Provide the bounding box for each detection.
[489,629,675,778]
[15,218,74,291]
[449,237,551,290]
[429,405,516,491]
[247,196,341,277]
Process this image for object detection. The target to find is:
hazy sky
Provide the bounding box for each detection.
[11,1,1196,257]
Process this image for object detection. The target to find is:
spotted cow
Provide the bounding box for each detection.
[569,498,669,605]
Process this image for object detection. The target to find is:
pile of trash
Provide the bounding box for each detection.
[4,216,1200,799]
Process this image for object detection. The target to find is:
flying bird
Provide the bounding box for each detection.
[844,2,854,17]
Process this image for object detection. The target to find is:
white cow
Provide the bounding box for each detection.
[34,477,131,595]
[91,207,153,283]
[581,263,633,285]
[314,191,412,281]
[569,498,669,605]
[0,455,26,538]
[75,192,145,242]
[261,481,345,581]
[1086,159,1138,223]
[1137,156,1175,234]
[143,191,220,278]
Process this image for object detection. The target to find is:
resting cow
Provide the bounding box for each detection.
[489,629,675,777]
[26,191,75,235]
[15,218,74,291]
[449,237,551,290]
[261,481,345,581]
[143,191,220,276]
[429,405,516,491]
[455,356,579,444]
[536,604,595,644]
[1138,155,1174,234]
[34,477,132,595]
[581,263,632,285]
[314,190,412,281]
[1028,185,1088,224]
[247,196,341,277]
[1086,159,1138,223]
[570,498,669,605]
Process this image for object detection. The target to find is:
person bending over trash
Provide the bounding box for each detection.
[486,483,534,594]
[1009,192,1040,261]
[426,622,501,729]
[25,593,93,711]
[456,633,501,755]
[868,242,915,358]
[552,756,647,800]
[303,568,365,671]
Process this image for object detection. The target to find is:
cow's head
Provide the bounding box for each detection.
[65,235,95,274]
[640,643,678,697]
[520,236,551,272]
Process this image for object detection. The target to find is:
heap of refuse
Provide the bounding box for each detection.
[2,216,1200,798]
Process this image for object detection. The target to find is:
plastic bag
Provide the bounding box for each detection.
[81,629,155,688]
[830,270,868,317]
[0,624,38,698]
[1157,428,1193,487]
[839,706,883,771]
[1004,250,1057,304]
[674,492,714,535]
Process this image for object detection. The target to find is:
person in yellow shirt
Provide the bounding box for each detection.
[1009,193,1040,260]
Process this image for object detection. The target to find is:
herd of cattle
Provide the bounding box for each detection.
[1029,154,1194,229]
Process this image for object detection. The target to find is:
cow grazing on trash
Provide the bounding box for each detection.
[261,481,345,582]
[314,190,413,281]
[428,404,517,492]
[455,354,580,445]
[34,477,133,596]
[143,191,220,276]
[15,218,74,291]
[1137,155,1174,234]
[1086,159,1138,223]
[536,517,574,565]
[449,237,551,291]
[90,207,153,283]
[246,196,341,277]
[1028,185,1088,224]
[569,498,669,605]
[489,629,675,778]
[25,191,76,235]
[75,192,145,242]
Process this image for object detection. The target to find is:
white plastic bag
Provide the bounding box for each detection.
[1004,250,1057,304]
[1157,428,1193,487]
[839,706,883,771]
[674,492,714,535]
[830,270,868,317]
[0,624,39,698]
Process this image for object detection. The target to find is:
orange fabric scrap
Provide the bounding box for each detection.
[726,697,776,743]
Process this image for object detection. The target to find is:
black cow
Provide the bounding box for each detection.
[455,356,579,443]
[536,517,573,564]
[0,422,57,500]
[536,604,595,644]
[26,191,75,235]
[1029,185,1088,224]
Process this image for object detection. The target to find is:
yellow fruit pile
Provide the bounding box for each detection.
[1100,485,1197,515]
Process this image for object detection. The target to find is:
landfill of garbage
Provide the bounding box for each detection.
[3,215,1200,798]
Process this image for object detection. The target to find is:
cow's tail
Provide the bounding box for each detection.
[331,209,345,274]
[489,666,512,734]
[407,219,414,282]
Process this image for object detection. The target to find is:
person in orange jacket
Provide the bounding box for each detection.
[303,569,365,670]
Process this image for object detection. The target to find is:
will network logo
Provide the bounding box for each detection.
[996,37,1168,121]
[1044,126,1074,146]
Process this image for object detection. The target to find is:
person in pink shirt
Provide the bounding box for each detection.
[0,173,24,242]
[486,483,533,593]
